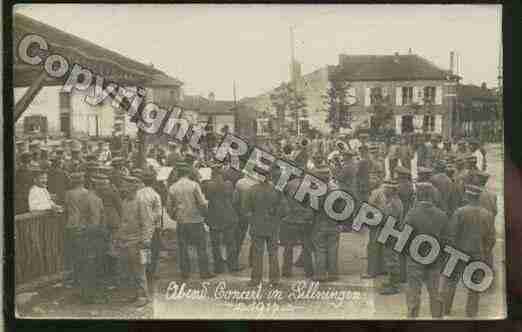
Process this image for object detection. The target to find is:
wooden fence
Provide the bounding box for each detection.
[15,211,67,287]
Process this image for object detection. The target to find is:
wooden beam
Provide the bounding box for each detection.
[15,71,48,122]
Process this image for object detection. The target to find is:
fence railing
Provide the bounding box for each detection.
[15,211,67,286]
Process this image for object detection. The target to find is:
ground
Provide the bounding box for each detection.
[15,144,506,320]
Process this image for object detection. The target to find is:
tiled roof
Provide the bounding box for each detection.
[14,13,182,87]
[457,84,497,103]
[148,73,182,87]
[337,54,457,81]
[180,95,236,114]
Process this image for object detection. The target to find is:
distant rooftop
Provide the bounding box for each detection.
[336,53,459,81]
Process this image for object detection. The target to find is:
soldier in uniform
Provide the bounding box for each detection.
[357,145,371,202]
[379,179,404,295]
[417,167,442,210]
[338,149,359,199]
[368,144,385,192]
[47,157,70,206]
[441,185,496,317]
[362,179,387,278]
[396,166,415,282]
[403,182,448,318]
[430,161,456,217]
[71,172,107,303]
[92,167,123,286]
[311,166,340,282]
[453,156,470,209]
[201,164,240,274]
[280,176,315,278]
[39,147,51,171]
[66,147,84,173]
[233,174,258,267]
[472,171,497,269]
[246,169,283,287]
[111,157,130,195]
[63,172,91,288]
[114,176,155,306]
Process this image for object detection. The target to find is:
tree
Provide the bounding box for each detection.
[270,82,308,134]
[323,68,352,133]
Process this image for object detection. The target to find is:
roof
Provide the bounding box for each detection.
[457,84,498,104]
[148,73,182,87]
[13,13,181,88]
[336,54,458,81]
[180,95,237,115]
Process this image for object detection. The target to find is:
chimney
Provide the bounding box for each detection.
[450,51,455,74]
[481,82,487,90]
[408,48,412,55]
[208,92,215,102]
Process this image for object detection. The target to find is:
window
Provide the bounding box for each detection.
[299,119,310,133]
[59,91,71,109]
[423,115,435,132]
[423,86,436,104]
[257,118,270,136]
[370,87,383,105]
[402,87,413,105]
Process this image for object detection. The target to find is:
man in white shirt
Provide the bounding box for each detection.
[28,170,62,212]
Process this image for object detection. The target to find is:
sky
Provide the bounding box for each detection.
[15,4,502,100]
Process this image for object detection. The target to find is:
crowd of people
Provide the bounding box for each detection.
[14,130,497,317]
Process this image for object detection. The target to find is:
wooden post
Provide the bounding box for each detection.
[14,71,47,122]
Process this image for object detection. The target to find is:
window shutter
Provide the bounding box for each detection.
[414,115,423,132]
[435,86,443,105]
[364,87,371,106]
[395,115,402,134]
[418,86,424,105]
[395,87,402,106]
[413,87,419,104]
[435,115,442,133]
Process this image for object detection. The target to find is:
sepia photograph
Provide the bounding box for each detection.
[11,4,504,320]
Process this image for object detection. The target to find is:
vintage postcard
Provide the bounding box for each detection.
[12,4,504,319]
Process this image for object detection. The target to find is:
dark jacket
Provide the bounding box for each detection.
[247,181,283,237]
[446,204,495,259]
[430,172,456,215]
[479,190,498,217]
[47,168,70,205]
[96,186,123,230]
[202,177,238,230]
[356,158,370,200]
[15,167,33,214]
[404,201,448,263]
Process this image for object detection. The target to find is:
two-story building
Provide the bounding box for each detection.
[243,52,460,139]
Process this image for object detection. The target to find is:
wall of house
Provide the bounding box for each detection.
[241,70,454,137]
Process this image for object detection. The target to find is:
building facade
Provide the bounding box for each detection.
[243,52,460,139]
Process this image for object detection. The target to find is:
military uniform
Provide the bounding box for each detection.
[441,186,496,317]
[363,185,386,278]
[379,180,404,295]
[430,170,456,217]
[202,169,240,273]
[311,167,341,282]
[279,177,315,278]
[403,183,448,318]
[247,179,284,285]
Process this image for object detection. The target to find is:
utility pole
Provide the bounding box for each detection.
[290,26,300,136]
[233,80,238,135]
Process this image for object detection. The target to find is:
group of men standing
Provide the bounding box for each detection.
[14,131,497,317]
